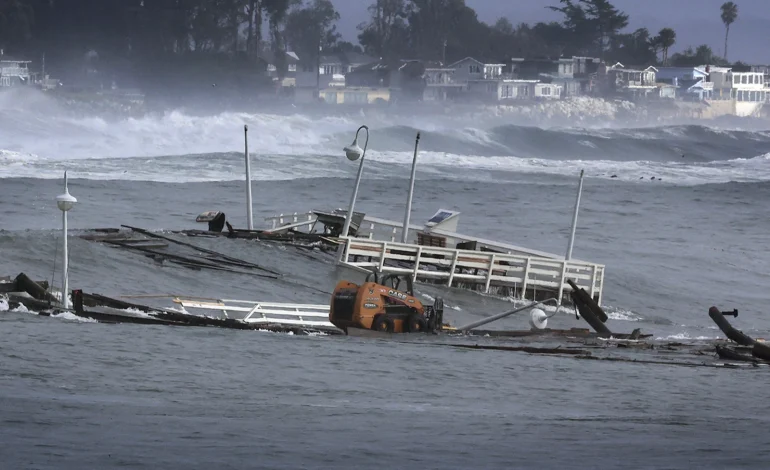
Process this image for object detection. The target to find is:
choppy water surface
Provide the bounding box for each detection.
[2,89,770,469]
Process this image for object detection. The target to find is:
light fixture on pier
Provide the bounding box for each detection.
[340,125,369,238]
[55,171,77,309]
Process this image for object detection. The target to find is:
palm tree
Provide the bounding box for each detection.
[657,28,676,65]
[720,2,738,61]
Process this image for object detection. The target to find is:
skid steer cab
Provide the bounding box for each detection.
[330,272,444,334]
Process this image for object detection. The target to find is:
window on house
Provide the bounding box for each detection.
[344,92,368,104]
[324,92,338,104]
[288,64,297,72]
[470,65,481,74]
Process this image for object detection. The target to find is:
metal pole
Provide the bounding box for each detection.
[566,169,584,261]
[456,298,559,332]
[62,209,69,309]
[401,132,420,243]
[244,124,253,230]
[341,126,369,239]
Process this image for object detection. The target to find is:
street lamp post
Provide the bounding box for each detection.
[401,132,420,243]
[340,125,369,239]
[244,124,254,230]
[565,169,584,261]
[55,171,77,309]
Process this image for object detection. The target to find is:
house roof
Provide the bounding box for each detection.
[258,50,299,64]
[448,57,506,68]
[609,63,658,73]
[0,57,31,64]
[320,51,377,66]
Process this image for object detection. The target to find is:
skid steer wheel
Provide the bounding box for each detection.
[405,313,426,333]
[372,315,394,333]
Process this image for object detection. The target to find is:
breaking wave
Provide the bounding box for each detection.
[1,88,769,185]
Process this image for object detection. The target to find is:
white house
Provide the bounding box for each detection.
[467,79,550,102]
[708,67,766,116]
[0,55,31,87]
[655,66,713,100]
[422,66,466,101]
[448,57,506,84]
[602,63,658,98]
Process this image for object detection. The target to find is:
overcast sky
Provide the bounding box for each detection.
[330,0,770,64]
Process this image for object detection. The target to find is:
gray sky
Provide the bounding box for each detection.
[330,0,770,64]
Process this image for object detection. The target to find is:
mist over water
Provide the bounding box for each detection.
[2,88,770,185]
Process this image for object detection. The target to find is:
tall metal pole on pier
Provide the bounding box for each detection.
[565,169,584,261]
[341,125,369,239]
[244,124,254,230]
[55,171,77,309]
[401,132,420,243]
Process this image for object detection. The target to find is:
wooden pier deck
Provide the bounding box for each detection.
[265,210,605,306]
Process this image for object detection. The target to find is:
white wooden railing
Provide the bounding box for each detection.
[339,238,604,306]
[265,212,316,232]
[173,298,336,329]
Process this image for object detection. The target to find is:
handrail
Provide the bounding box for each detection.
[339,238,604,305]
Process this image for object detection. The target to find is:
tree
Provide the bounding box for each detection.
[284,0,340,68]
[405,0,484,62]
[608,28,657,66]
[550,0,629,58]
[669,44,728,67]
[656,27,676,65]
[357,0,409,60]
[720,1,738,62]
[0,0,35,52]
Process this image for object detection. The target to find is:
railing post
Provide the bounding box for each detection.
[557,260,568,305]
[412,246,423,283]
[484,253,496,293]
[597,267,605,306]
[378,241,388,272]
[279,213,284,225]
[447,250,460,287]
[590,264,598,300]
[521,257,531,300]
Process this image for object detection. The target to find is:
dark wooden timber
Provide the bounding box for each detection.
[752,342,770,362]
[708,306,755,346]
[715,345,757,362]
[15,273,58,304]
[0,277,48,294]
[569,283,613,337]
[567,279,608,323]
[121,225,282,276]
[444,343,591,356]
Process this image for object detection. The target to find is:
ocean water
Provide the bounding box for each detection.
[2,89,770,469]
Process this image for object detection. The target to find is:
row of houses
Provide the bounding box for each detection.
[261,49,768,116]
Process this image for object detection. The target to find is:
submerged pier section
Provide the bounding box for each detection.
[265,209,605,306]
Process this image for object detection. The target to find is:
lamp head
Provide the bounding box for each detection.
[344,138,364,161]
[56,190,77,212]
[56,171,77,212]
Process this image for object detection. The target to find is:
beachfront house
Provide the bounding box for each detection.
[448,57,506,83]
[708,67,766,116]
[465,79,561,102]
[423,64,466,101]
[320,87,390,105]
[655,66,713,100]
[600,63,658,99]
[258,49,300,87]
[510,57,581,97]
[0,53,31,87]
